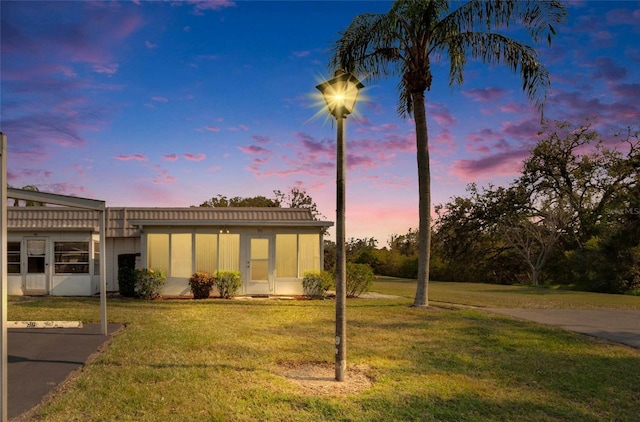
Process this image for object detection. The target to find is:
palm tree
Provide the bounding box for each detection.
[330,0,566,307]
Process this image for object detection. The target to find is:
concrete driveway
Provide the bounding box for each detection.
[487,309,640,349]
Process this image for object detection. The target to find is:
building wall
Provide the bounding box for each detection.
[106,237,140,292]
[140,226,324,296]
[7,231,98,296]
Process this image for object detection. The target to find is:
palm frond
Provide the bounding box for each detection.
[452,32,550,111]
[440,0,566,44]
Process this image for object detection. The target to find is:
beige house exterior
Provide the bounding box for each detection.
[7,207,332,297]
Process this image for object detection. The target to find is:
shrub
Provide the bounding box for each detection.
[302,270,335,299]
[134,268,166,300]
[117,254,138,297]
[189,272,215,299]
[215,270,241,299]
[346,263,374,298]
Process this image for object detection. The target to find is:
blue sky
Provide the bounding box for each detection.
[1,1,639,245]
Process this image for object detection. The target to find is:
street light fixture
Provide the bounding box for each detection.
[316,69,363,382]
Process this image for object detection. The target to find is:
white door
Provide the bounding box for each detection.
[25,238,48,294]
[246,237,272,295]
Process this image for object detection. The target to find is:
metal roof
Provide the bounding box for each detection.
[8,207,333,237]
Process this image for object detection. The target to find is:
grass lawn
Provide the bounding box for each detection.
[374,277,640,310]
[8,280,640,421]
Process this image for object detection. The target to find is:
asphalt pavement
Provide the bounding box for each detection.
[7,323,123,420]
[487,308,640,349]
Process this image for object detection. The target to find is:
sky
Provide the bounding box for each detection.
[1,1,639,246]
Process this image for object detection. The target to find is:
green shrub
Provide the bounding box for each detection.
[346,262,374,298]
[302,270,334,299]
[215,270,241,298]
[189,272,215,299]
[117,254,138,297]
[134,268,166,300]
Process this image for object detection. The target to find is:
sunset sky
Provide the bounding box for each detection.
[2,1,639,245]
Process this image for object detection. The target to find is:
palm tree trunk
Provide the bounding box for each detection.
[412,90,430,307]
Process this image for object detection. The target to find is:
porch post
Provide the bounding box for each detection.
[1,132,8,422]
[100,210,107,335]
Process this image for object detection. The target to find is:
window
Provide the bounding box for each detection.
[219,234,240,271]
[27,239,46,274]
[8,241,21,274]
[147,232,240,277]
[171,233,192,278]
[148,234,169,273]
[275,234,320,278]
[276,234,297,277]
[195,234,218,274]
[54,241,89,274]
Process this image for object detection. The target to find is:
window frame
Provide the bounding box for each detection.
[7,241,21,274]
[54,241,90,274]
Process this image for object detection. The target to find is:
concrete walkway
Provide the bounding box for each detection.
[487,309,640,349]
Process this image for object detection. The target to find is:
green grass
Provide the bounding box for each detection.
[373,277,640,310]
[7,280,640,421]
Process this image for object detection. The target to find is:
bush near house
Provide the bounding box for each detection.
[215,270,241,299]
[302,270,335,299]
[189,272,215,299]
[134,268,166,300]
[346,262,374,298]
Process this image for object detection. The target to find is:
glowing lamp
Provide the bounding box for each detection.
[316,69,364,118]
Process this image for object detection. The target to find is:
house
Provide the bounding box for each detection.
[6,206,332,297]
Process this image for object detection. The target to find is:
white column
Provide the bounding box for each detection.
[1,132,8,422]
[100,210,107,335]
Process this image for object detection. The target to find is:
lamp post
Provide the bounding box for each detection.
[316,69,363,382]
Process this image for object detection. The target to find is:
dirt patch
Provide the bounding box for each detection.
[277,362,374,396]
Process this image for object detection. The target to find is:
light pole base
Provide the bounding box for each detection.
[335,359,346,382]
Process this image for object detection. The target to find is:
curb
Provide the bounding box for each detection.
[8,321,84,329]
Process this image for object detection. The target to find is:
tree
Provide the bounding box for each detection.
[197,188,322,218]
[331,0,565,306]
[198,194,279,208]
[273,187,324,220]
[10,184,44,206]
[501,199,570,286]
[521,120,640,247]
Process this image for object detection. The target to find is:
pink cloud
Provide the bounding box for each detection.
[431,129,456,155]
[297,132,334,155]
[183,153,206,161]
[188,0,236,13]
[152,170,176,185]
[590,57,627,82]
[92,63,119,75]
[115,154,147,161]
[151,96,169,103]
[450,149,529,180]
[606,8,640,25]
[228,125,249,132]
[462,87,508,102]
[205,125,220,132]
[163,154,179,162]
[239,145,270,154]
[427,103,456,127]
